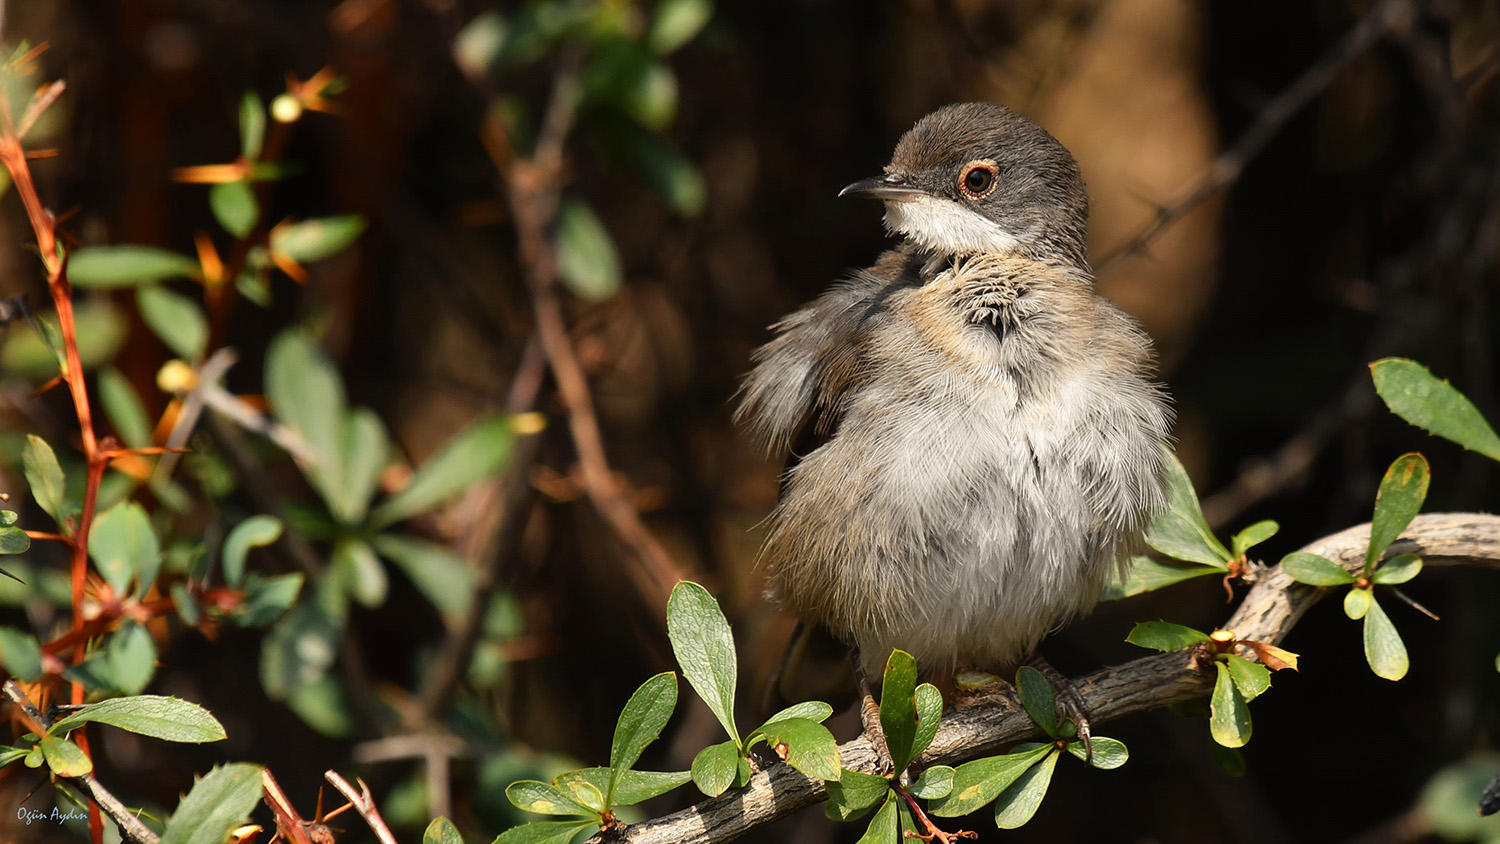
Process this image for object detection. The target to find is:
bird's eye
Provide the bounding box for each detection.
[959,161,998,199]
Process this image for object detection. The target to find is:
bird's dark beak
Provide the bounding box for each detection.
[839,174,925,201]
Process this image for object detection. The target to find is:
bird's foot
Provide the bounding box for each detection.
[859,682,895,776]
[893,784,977,842]
[1026,656,1092,762]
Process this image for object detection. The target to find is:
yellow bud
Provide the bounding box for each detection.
[157,360,197,393]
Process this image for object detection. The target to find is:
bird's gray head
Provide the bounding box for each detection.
[840,102,1090,268]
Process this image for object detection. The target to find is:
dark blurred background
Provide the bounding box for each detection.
[1,0,1499,842]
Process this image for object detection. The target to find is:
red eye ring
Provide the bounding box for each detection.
[959,160,999,200]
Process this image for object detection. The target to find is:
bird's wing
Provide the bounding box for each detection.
[735,248,918,458]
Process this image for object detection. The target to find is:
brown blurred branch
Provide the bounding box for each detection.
[323,771,398,844]
[1098,0,1418,270]
[587,512,1500,844]
[1,681,158,844]
[498,55,683,615]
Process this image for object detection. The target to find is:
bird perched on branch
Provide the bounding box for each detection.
[737,102,1172,742]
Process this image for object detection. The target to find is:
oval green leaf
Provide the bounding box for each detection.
[0,526,29,556]
[910,682,943,762]
[70,245,201,288]
[1144,448,1232,566]
[210,181,258,239]
[666,581,739,745]
[271,215,366,263]
[1372,553,1423,585]
[1066,735,1129,770]
[1015,666,1058,737]
[1125,620,1210,652]
[854,793,898,844]
[690,740,740,797]
[423,817,464,844]
[1344,586,1372,620]
[0,627,42,682]
[1209,662,1251,748]
[50,695,227,743]
[910,765,955,799]
[492,821,597,844]
[505,780,596,817]
[755,716,841,781]
[221,515,282,588]
[928,744,1051,818]
[1101,554,1221,601]
[1371,358,1500,462]
[1367,453,1429,570]
[1281,551,1354,586]
[878,649,920,772]
[369,415,512,528]
[88,501,161,597]
[159,763,265,844]
[555,199,622,302]
[763,700,834,725]
[38,735,91,776]
[1223,654,1271,702]
[825,767,891,821]
[1230,520,1279,559]
[1363,595,1409,681]
[21,434,66,524]
[994,747,1060,829]
[648,0,712,54]
[608,672,678,803]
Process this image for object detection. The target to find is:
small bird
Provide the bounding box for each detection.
[738,103,1172,729]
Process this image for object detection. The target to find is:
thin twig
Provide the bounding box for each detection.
[323,771,399,844]
[500,56,684,614]
[1097,0,1416,270]
[584,512,1500,844]
[1,681,159,844]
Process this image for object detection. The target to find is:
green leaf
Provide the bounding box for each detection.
[370,534,475,624]
[1363,594,1409,681]
[1144,449,1232,566]
[88,501,161,596]
[1209,662,1251,748]
[1223,654,1271,702]
[690,740,739,797]
[555,199,622,302]
[665,581,740,745]
[221,515,282,588]
[1344,585,1372,620]
[160,763,265,844]
[1100,554,1221,600]
[2,300,128,379]
[1281,551,1354,586]
[762,700,834,724]
[236,572,303,626]
[754,717,841,781]
[608,672,677,804]
[492,821,596,844]
[336,408,390,524]
[1230,520,1279,559]
[50,695,227,743]
[210,181,258,239]
[928,744,1052,817]
[0,526,28,556]
[265,330,348,509]
[505,780,595,817]
[0,627,43,682]
[98,367,152,449]
[994,747,1059,829]
[137,285,209,360]
[1125,620,1210,652]
[106,622,157,695]
[240,91,266,160]
[562,776,606,813]
[878,649,920,772]
[271,215,366,263]
[553,768,690,807]
[369,415,512,528]
[1065,736,1129,770]
[854,793,898,844]
[38,735,91,776]
[1372,553,1423,585]
[910,765,955,799]
[1367,453,1429,571]
[648,0,713,54]
[1014,666,1058,737]
[1371,358,1500,462]
[423,817,464,844]
[69,245,201,288]
[910,683,943,762]
[22,434,65,523]
[333,537,387,608]
[825,768,890,821]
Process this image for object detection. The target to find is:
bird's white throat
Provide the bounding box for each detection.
[883,195,1021,255]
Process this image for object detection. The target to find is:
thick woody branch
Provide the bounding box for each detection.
[588,512,1500,844]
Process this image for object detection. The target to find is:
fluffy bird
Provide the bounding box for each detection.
[737,102,1173,714]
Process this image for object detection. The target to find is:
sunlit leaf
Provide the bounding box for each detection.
[70,245,201,288]
[1230,520,1279,559]
[240,91,266,160]
[1281,551,1354,586]
[0,627,42,681]
[505,780,595,817]
[1209,662,1251,748]
[159,764,266,844]
[51,695,226,743]
[369,534,474,624]
[369,415,511,528]
[265,330,347,508]
[1065,736,1129,770]
[648,0,713,54]
[1344,586,1372,619]
[1125,620,1210,652]
[608,672,677,804]
[1372,553,1423,585]
[1363,595,1409,681]
[221,515,282,588]
[555,198,623,302]
[666,581,739,745]
[270,215,365,263]
[1100,555,1220,600]
[825,768,890,821]
[38,735,91,777]
[552,768,689,807]
[210,181,258,239]
[854,793,898,844]
[878,649,920,772]
[423,817,464,844]
[910,765,955,799]
[332,537,386,608]
[491,821,596,844]
[910,682,943,763]
[88,501,161,597]
[763,700,834,725]
[98,367,152,449]
[137,285,209,360]
[1371,358,1500,462]
[21,434,65,523]
[754,717,841,781]
[2,300,128,379]
[334,408,390,524]
[928,744,1051,817]
[994,747,1059,829]
[1144,448,1232,566]
[1223,654,1270,701]
[1367,453,1429,571]
[690,740,739,797]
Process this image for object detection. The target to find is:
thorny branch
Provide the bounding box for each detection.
[1097,0,1418,269]
[586,512,1500,844]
